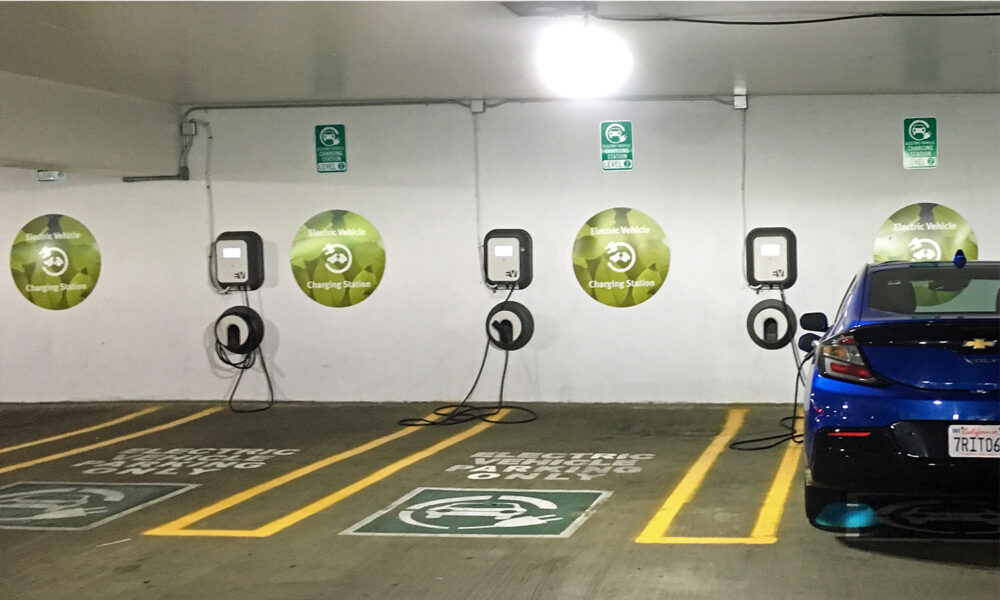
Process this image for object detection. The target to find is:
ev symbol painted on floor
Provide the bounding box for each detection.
[0,482,197,530]
[342,488,611,538]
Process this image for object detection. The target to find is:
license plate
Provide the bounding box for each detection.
[948,424,1000,458]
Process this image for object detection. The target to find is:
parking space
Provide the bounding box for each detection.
[0,402,996,600]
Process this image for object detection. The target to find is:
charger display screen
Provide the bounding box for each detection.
[494,245,514,257]
[760,243,781,257]
[222,247,242,259]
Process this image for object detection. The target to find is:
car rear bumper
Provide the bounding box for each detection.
[808,423,1000,497]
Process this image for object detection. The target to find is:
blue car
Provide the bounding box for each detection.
[797,259,1000,531]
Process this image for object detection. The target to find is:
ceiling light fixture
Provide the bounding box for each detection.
[535,18,633,98]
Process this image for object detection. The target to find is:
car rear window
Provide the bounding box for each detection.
[867,266,1000,315]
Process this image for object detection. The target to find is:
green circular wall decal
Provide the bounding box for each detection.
[873,203,977,264]
[290,210,385,307]
[10,214,101,310]
[572,207,670,308]
[873,203,978,307]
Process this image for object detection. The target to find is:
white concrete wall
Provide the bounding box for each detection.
[0,71,180,174]
[1,94,997,404]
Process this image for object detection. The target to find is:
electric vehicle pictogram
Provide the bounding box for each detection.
[318,126,341,146]
[604,241,636,273]
[907,119,932,141]
[323,243,352,274]
[39,246,69,277]
[0,487,123,523]
[908,237,941,260]
[398,494,562,531]
[604,123,628,144]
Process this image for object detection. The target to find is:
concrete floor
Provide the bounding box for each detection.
[0,402,996,600]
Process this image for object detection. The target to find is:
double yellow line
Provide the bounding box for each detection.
[0,406,222,476]
[147,411,508,537]
[636,408,802,544]
[0,404,507,538]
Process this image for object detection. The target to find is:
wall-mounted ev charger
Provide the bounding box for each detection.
[746,227,796,289]
[213,231,264,291]
[484,229,532,289]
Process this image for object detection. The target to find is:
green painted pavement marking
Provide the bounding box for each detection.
[342,487,611,538]
[0,481,198,530]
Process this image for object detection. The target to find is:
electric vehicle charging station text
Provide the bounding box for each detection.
[213,231,264,291]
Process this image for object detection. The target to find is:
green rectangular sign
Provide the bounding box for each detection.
[601,121,633,171]
[903,117,937,169]
[315,124,347,173]
[341,487,611,538]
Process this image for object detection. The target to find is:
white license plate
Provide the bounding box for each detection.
[948,424,1000,458]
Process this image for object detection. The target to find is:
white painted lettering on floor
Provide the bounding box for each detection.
[446,451,655,481]
[72,447,300,476]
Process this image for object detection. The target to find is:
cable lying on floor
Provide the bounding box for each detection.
[399,286,536,427]
[730,287,810,451]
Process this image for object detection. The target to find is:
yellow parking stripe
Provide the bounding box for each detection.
[636,407,802,545]
[636,408,746,543]
[0,408,223,475]
[0,406,162,455]
[146,410,508,538]
[750,436,802,539]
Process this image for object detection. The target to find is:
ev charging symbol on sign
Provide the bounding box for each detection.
[39,246,69,277]
[322,243,353,274]
[908,237,942,261]
[601,121,633,171]
[605,241,636,273]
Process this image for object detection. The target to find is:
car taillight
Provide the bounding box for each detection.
[818,335,879,385]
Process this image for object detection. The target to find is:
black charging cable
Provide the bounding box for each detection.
[216,288,275,413]
[729,286,809,451]
[399,286,537,426]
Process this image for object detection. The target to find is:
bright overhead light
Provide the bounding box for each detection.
[536,19,634,98]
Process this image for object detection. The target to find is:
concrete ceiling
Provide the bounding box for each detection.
[0,1,998,106]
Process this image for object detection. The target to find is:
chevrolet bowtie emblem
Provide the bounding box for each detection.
[963,338,997,350]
